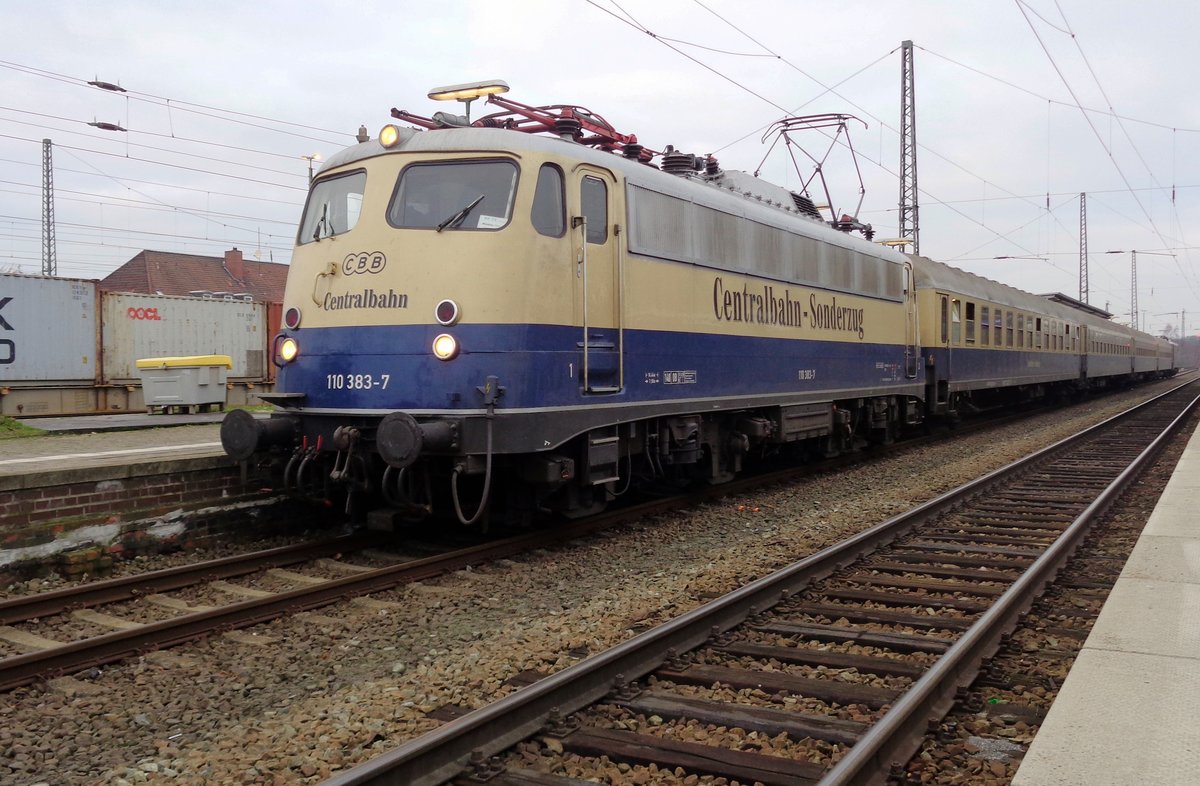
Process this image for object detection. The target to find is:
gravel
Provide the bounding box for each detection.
[0,379,1188,785]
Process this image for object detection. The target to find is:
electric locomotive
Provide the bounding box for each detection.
[221,86,929,522]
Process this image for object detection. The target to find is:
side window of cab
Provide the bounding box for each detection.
[531,164,565,237]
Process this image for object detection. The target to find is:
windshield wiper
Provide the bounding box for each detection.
[436,194,485,232]
[311,203,329,242]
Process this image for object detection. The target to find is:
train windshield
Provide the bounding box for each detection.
[388,160,517,230]
[298,171,366,245]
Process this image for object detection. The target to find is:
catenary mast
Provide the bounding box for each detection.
[898,40,919,254]
[41,138,57,277]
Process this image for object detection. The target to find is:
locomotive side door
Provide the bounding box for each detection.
[571,166,623,394]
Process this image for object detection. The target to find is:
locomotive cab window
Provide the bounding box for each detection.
[580,176,608,244]
[299,170,366,245]
[388,160,517,230]
[531,164,565,237]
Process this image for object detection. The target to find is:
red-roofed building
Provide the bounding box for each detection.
[101,248,288,302]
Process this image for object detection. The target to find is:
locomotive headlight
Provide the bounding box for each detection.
[432,333,459,361]
[435,299,460,326]
[379,124,401,148]
[278,336,300,364]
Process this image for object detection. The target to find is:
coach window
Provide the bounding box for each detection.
[581,176,608,244]
[965,302,976,343]
[1035,318,1043,349]
[940,296,949,343]
[951,299,962,344]
[981,306,991,345]
[1017,314,1024,347]
[531,164,565,236]
[1006,311,1014,346]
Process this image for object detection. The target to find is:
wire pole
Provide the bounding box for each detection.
[898,40,919,254]
[1078,192,1088,303]
[41,138,57,277]
[1131,251,1137,330]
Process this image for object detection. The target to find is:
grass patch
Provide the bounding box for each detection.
[0,416,46,440]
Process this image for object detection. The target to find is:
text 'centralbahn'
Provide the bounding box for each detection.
[712,277,866,339]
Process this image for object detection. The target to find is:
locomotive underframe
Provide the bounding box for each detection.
[239,387,926,522]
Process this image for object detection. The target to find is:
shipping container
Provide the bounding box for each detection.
[0,273,100,386]
[266,301,283,382]
[100,292,268,382]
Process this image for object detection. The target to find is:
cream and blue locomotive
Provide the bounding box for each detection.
[220,88,1174,522]
[221,93,928,521]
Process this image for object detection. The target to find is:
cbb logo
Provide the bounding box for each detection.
[342,251,387,276]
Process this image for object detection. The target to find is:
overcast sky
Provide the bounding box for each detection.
[2,0,1198,335]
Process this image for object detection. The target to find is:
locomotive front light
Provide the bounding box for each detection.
[283,306,302,330]
[435,299,460,326]
[278,336,300,364]
[379,124,401,148]
[432,333,459,361]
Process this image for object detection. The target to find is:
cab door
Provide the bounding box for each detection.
[571,166,623,393]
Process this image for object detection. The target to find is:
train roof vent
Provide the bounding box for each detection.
[790,192,823,220]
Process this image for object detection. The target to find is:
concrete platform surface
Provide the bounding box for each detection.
[17,411,229,433]
[1012,420,1200,785]
[0,412,265,477]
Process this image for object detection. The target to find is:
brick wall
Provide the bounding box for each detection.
[0,457,308,581]
[0,463,263,540]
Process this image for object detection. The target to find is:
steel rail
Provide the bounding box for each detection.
[0,397,1038,689]
[318,380,1198,786]
[0,473,786,692]
[0,533,384,625]
[815,388,1200,786]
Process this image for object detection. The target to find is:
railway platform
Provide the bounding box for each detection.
[1012,419,1200,785]
[0,412,269,576]
[0,414,226,478]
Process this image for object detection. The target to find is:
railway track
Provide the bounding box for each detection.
[314,380,1199,786]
